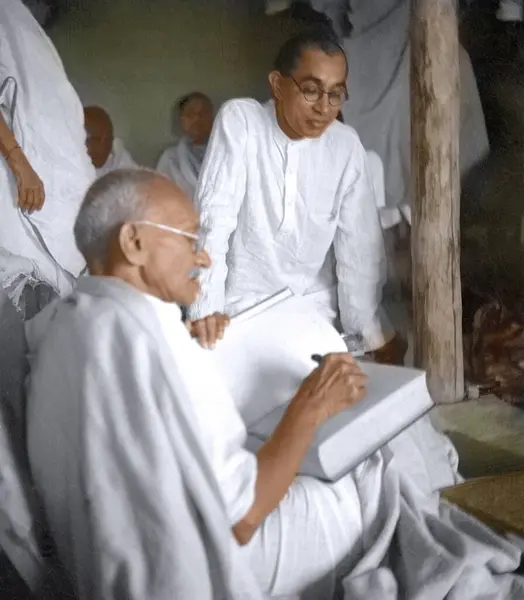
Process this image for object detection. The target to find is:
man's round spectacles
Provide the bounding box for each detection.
[290,76,348,108]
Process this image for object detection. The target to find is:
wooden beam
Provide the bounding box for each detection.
[410,0,464,403]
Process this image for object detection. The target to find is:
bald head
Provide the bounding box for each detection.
[74,169,207,305]
[75,169,191,263]
[84,105,114,168]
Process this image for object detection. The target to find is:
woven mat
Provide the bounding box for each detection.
[442,471,524,536]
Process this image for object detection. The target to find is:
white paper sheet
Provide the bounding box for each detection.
[211,294,347,425]
[211,293,434,481]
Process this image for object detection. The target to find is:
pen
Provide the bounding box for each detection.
[311,333,364,365]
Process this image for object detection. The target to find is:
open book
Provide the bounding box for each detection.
[211,291,434,481]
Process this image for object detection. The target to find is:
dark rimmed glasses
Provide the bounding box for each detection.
[289,75,348,107]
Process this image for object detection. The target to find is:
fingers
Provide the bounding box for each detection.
[205,315,217,348]
[216,313,230,341]
[35,183,45,211]
[349,384,367,404]
[18,184,45,214]
[193,319,209,349]
[27,189,37,214]
[323,352,356,366]
[191,313,230,349]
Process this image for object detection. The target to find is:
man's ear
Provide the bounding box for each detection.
[268,71,284,101]
[118,223,147,266]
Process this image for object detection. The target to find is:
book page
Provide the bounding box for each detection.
[210,295,346,425]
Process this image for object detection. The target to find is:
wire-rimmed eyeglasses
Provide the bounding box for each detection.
[289,75,348,108]
[132,220,204,251]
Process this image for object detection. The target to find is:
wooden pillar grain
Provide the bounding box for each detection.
[411,0,464,403]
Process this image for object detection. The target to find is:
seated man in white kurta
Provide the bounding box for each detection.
[188,30,404,364]
[156,92,214,201]
[84,105,137,177]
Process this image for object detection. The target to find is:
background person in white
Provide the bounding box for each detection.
[189,30,404,364]
[84,105,138,177]
[0,0,95,307]
[156,92,215,201]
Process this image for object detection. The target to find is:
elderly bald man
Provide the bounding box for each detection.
[84,105,137,177]
[25,168,370,599]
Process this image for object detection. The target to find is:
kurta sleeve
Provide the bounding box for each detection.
[188,100,248,320]
[334,139,394,351]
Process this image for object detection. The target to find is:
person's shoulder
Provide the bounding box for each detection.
[218,98,265,124]
[325,120,364,149]
[156,144,179,167]
[158,143,179,158]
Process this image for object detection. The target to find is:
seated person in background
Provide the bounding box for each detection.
[156,92,214,201]
[188,30,405,364]
[26,169,524,599]
[84,105,137,177]
[0,0,95,311]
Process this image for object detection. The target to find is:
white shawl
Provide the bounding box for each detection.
[25,277,266,600]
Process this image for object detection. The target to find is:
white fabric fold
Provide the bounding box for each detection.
[96,138,138,178]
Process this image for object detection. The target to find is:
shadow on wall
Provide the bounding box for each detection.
[48,0,298,166]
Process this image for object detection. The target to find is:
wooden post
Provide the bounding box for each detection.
[411,0,464,403]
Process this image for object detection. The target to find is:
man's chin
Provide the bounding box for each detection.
[297,126,325,140]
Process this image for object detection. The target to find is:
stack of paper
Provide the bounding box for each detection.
[247,361,432,481]
[211,291,433,481]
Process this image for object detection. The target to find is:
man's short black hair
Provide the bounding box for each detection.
[273,28,348,77]
[177,91,211,114]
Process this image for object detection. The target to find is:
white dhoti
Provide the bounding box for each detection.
[245,452,397,599]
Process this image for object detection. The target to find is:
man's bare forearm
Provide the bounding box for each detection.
[233,400,318,545]
[0,112,19,157]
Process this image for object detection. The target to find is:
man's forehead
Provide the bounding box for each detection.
[85,109,113,134]
[183,96,212,113]
[145,179,199,228]
[293,48,347,83]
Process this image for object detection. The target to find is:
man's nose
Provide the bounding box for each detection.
[314,94,330,115]
[196,248,211,268]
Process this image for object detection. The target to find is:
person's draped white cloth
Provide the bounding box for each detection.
[0,289,44,592]
[189,98,394,351]
[0,0,95,306]
[341,0,489,228]
[26,277,524,599]
[25,277,266,600]
[96,138,138,178]
[156,137,207,201]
